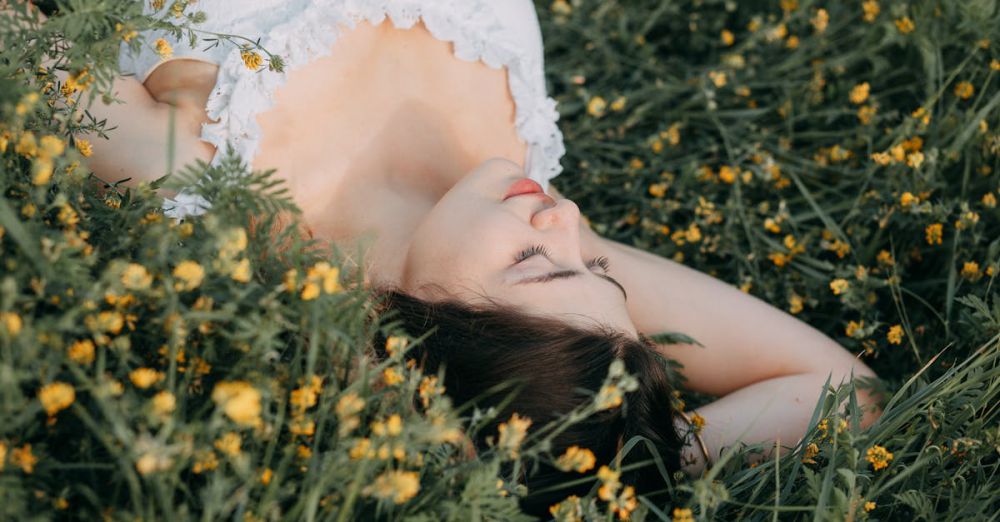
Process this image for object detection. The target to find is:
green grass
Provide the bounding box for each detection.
[0,0,998,520]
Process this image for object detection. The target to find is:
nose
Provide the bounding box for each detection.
[530,198,582,232]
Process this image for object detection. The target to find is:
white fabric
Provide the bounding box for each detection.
[118,0,566,220]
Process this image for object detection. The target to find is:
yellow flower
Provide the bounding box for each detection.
[417,376,445,408]
[152,390,176,416]
[961,261,981,282]
[906,151,925,168]
[982,193,997,208]
[16,132,39,159]
[172,260,205,291]
[865,444,893,471]
[211,381,262,427]
[75,138,93,157]
[829,278,850,295]
[191,450,218,473]
[154,38,173,59]
[887,324,904,345]
[769,251,791,267]
[610,96,627,112]
[870,151,891,165]
[662,123,681,145]
[230,258,251,283]
[895,17,915,34]
[121,263,153,290]
[845,320,865,339]
[763,217,781,234]
[857,105,876,124]
[32,157,54,185]
[608,484,638,520]
[780,0,798,11]
[335,392,366,418]
[38,135,65,158]
[901,136,923,152]
[364,469,421,504]
[555,445,597,473]
[925,223,943,245]
[303,262,341,295]
[718,165,736,184]
[595,383,623,410]
[241,49,264,71]
[119,25,139,42]
[300,282,320,300]
[290,418,316,436]
[67,339,96,365]
[862,1,880,22]
[382,367,405,386]
[788,293,804,314]
[811,8,829,33]
[899,192,919,208]
[690,412,705,432]
[849,82,870,104]
[954,81,974,100]
[685,223,702,243]
[549,495,582,521]
[587,96,607,118]
[648,182,667,198]
[38,382,75,416]
[378,336,406,359]
[721,29,734,46]
[12,444,38,473]
[260,468,273,485]
[911,107,931,126]
[864,500,876,512]
[596,465,621,501]
[801,442,819,464]
[992,59,1000,71]
[672,507,694,522]
[550,0,572,15]
[497,412,532,458]
[877,250,895,267]
[786,35,800,49]
[766,23,787,42]
[129,368,164,389]
[708,70,727,88]
[214,432,242,457]
[0,442,6,472]
[1,311,23,336]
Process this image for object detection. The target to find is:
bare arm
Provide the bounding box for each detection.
[548,186,884,474]
[3,0,215,198]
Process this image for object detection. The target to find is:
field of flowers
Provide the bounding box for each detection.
[0,0,998,520]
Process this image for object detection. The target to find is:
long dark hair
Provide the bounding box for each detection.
[369,287,686,517]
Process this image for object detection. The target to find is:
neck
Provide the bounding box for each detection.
[322,102,474,289]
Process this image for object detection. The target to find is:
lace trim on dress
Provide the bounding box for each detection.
[137,0,565,220]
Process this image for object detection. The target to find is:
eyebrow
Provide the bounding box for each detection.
[512,269,628,301]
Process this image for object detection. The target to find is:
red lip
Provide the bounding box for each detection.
[503,178,545,200]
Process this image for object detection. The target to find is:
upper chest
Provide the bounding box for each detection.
[144,19,526,239]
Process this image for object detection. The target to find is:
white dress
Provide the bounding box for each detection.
[118,0,567,220]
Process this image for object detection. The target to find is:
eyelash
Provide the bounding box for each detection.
[514,243,611,272]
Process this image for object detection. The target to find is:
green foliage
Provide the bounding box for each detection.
[0,0,997,520]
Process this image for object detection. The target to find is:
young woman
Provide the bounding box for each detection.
[25,0,882,514]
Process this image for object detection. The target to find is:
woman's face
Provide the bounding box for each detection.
[401,158,637,337]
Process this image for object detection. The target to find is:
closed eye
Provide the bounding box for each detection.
[511,247,626,300]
